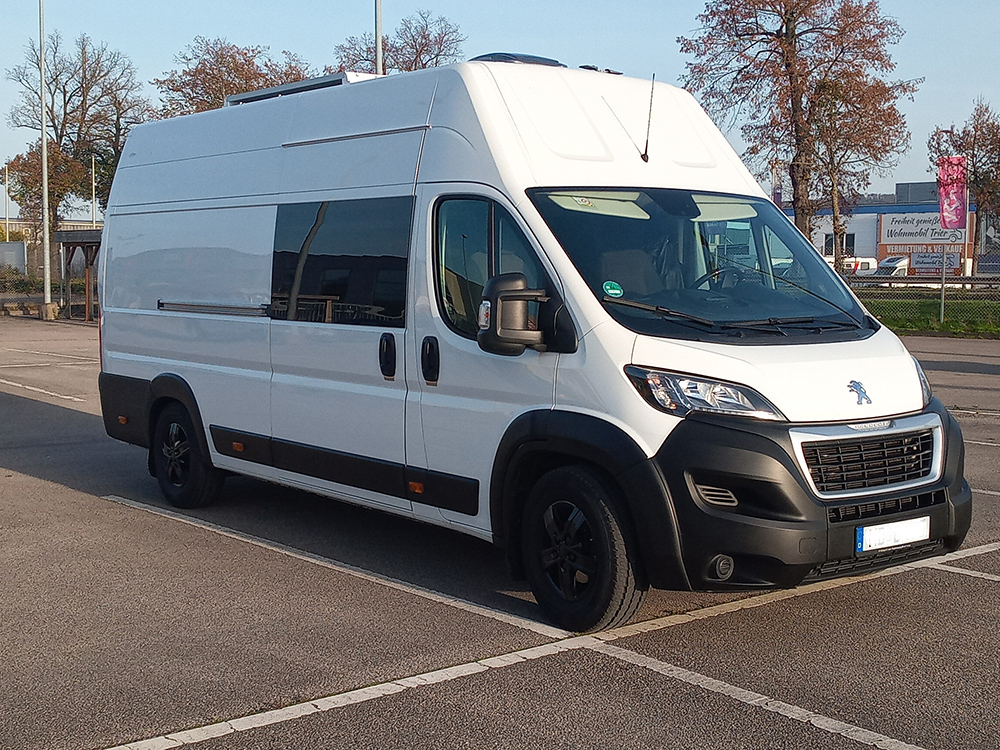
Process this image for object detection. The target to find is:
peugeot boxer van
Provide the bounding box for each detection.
[98,57,971,631]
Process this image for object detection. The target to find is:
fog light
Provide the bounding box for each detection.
[708,554,734,581]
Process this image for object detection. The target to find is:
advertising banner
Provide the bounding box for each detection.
[877,211,971,276]
[938,156,968,230]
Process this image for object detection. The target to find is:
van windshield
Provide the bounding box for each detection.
[527,188,873,343]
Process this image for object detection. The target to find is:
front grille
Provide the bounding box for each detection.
[827,490,945,523]
[802,540,944,582]
[802,429,934,494]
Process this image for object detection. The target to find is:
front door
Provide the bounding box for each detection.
[405,185,560,534]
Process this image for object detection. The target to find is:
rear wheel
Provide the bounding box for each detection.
[152,402,223,509]
[521,466,646,632]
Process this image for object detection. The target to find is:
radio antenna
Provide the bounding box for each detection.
[641,73,655,163]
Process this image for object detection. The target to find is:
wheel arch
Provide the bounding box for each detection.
[147,374,213,476]
[490,410,691,590]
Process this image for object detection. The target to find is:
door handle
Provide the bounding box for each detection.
[379,332,396,379]
[421,336,440,384]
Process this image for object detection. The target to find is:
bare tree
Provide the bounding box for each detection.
[678,0,908,235]
[333,10,465,74]
[6,32,153,208]
[153,37,314,117]
[929,98,1000,261]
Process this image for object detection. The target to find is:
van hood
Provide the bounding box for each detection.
[630,326,924,423]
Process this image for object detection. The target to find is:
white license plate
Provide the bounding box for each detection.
[855,516,931,553]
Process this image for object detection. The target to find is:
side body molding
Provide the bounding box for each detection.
[490,410,690,590]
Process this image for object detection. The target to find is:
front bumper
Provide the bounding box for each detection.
[642,398,971,590]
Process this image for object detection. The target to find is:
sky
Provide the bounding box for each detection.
[2,0,998,218]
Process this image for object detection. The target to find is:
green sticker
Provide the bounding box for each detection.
[603,280,624,298]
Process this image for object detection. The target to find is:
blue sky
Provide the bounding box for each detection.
[2,0,997,215]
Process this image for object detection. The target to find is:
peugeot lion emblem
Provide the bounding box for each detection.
[847,380,872,405]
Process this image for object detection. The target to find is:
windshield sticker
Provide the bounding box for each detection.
[603,280,624,298]
[573,196,595,208]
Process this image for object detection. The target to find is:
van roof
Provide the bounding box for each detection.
[110,61,764,210]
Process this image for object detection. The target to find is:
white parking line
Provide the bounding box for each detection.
[100,624,939,750]
[974,488,1000,497]
[591,642,927,750]
[951,409,1000,417]
[0,376,85,402]
[927,563,1000,583]
[101,494,570,640]
[92,496,1000,750]
[0,362,99,368]
[3,347,97,361]
[967,440,1000,447]
[99,636,601,750]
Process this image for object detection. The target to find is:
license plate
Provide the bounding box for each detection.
[856,516,931,553]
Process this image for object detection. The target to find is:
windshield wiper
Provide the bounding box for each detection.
[602,296,716,328]
[721,316,863,336]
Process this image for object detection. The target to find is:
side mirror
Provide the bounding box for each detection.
[477,273,548,356]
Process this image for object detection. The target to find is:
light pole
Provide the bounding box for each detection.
[375,0,383,76]
[38,0,55,318]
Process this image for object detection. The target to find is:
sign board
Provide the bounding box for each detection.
[877,212,972,276]
[0,241,27,273]
[880,214,966,245]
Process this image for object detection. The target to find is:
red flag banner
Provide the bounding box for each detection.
[938,156,967,230]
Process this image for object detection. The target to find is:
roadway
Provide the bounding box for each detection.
[0,317,997,750]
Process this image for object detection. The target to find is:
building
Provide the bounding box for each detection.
[800,182,980,276]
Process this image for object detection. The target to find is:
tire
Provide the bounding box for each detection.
[152,402,223,509]
[521,466,646,632]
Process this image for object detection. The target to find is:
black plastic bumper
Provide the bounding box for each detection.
[632,398,971,591]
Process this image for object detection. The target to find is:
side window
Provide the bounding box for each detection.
[437,199,490,336]
[436,197,549,338]
[270,196,413,327]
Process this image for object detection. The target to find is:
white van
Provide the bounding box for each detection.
[98,57,971,631]
[875,256,910,277]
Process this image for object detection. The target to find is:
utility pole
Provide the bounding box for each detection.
[375,0,383,76]
[4,164,9,241]
[38,0,56,319]
[91,154,97,228]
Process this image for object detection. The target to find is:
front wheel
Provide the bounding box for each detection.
[152,402,223,509]
[521,466,646,632]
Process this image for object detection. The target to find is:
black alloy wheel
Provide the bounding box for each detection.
[522,466,646,632]
[152,402,223,509]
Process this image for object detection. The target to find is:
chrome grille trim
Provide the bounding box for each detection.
[789,413,944,500]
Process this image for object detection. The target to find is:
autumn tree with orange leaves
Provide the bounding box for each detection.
[153,37,314,116]
[679,0,912,236]
[812,73,916,271]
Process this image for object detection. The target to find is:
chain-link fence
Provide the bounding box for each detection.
[846,276,1000,334]
[1,241,99,321]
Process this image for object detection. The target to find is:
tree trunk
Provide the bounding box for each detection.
[831,172,845,274]
[780,13,814,236]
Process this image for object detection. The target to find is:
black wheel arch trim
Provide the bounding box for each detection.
[148,373,213,470]
[490,409,691,590]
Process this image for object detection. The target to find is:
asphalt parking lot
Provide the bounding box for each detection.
[1,316,998,750]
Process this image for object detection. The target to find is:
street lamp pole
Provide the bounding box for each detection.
[375,0,383,76]
[39,0,53,313]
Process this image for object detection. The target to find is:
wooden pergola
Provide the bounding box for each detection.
[53,229,101,321]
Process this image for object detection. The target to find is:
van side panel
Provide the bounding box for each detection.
[101,206,275,443]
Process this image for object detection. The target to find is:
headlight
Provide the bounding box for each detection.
[913,356,933,407]
[625,366,786,421]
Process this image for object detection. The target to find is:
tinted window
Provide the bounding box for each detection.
[270,196,413,327]
[436,198,548,337]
